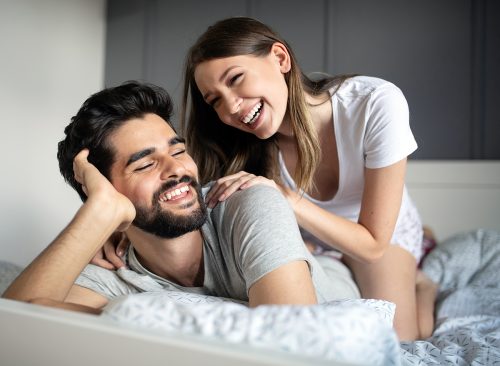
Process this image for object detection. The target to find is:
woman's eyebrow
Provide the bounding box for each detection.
[202,65,240,101]
[169,136,186,146]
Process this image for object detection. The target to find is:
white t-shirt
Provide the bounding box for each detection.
[279,76,423,259]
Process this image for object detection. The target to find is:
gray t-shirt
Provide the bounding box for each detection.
[75,185,360,303]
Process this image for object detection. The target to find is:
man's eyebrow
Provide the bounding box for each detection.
[202,65,239,101]
[126,148,155,167]
[125,136,186,167]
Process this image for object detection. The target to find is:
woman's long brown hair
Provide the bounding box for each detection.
[181,17,352,192]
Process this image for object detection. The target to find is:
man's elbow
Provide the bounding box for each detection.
[1,288,30,303]
[29,297,102,314]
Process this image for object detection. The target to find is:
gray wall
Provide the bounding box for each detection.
[105,0,500,159]
[0,0,106,266]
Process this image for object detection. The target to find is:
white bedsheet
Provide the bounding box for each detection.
[2,229,499,365]
[401,229,500,365]
[103,293,400,365]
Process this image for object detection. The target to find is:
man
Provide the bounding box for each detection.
[3,82,359,313]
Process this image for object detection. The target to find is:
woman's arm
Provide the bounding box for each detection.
[289,159,407,263]
[204,158,406,264]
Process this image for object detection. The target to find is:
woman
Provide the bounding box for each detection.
[180,16,437,340]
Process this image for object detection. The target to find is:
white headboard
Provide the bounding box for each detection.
[407,160,500,242]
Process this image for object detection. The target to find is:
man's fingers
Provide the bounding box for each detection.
[74,148,90,161]
[73,149,90,184]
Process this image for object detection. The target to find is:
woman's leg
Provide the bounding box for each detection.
[416,270,438,338]
[343,245,426,341]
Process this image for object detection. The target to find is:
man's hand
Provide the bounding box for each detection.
[2,149,135,306]
[73,149,136,232]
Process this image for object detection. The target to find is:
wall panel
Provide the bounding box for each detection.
[105,0,500,159]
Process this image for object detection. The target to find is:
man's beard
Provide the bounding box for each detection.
[133,176,207,239]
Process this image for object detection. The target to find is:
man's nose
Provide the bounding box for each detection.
[159,157,186,180]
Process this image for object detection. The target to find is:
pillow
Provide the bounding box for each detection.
[103,291,400,365]
[0,260,23,294]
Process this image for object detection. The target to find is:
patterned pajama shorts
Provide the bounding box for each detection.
[390,197,424,263]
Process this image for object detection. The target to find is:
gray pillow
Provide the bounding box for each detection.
[0,260,23,294]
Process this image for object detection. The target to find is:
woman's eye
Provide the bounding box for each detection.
[209,97,219,107]
[172,149,186,157]
[134,163,153,172]
[229,73,243,85]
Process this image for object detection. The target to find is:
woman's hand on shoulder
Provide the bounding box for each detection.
[205,171,279,208]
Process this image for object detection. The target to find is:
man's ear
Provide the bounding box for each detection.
[271,42,291,73]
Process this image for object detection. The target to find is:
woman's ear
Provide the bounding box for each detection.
[271,42,291,73]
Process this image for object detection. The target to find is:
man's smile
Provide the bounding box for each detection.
[158,184,190,203]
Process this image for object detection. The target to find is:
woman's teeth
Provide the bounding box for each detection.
[242,102,262,124]
[159,185,190,202]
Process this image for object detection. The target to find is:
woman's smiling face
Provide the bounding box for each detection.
[193,43,291,140]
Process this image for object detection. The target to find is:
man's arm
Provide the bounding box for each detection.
[248,261,317,307]
[223,185,318,307]
[2,150,135,311]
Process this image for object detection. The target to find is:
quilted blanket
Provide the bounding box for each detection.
[401,229,500,365]
[1,229,499,365]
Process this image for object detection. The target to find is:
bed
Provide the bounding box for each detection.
[1,161,499,365]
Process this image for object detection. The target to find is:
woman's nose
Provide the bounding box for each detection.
[225,94,242,115]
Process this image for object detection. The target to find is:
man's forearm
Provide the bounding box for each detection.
[2,200,123,303]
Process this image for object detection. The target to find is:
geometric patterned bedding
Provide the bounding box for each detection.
[1,229,500,365]
[104,293,401,365]
[400,229,500,365]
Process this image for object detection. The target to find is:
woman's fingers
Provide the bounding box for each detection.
[206,173,281,208]
[115,236,130,263]
[90,233,129,270]
[103,239,126,269]
[206,173,257,208]
[90,248,116,270]
[205,172,251,206]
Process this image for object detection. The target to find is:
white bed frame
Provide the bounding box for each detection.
[1,161,498,366]
[407,160,500,242]
[0,298,355,366]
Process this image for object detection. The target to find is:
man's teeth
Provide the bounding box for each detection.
[159,185,190,202]
[242,102,262,124]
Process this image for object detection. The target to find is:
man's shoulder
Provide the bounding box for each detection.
[217,185,286,218]
[232,184,282,201]
[203,181,285,213]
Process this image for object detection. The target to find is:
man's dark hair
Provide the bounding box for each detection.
[57,81,174,201]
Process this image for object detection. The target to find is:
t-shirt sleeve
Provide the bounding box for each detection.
[363,83,417,169]
[220,185,311,293]
[74,264,139,299]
